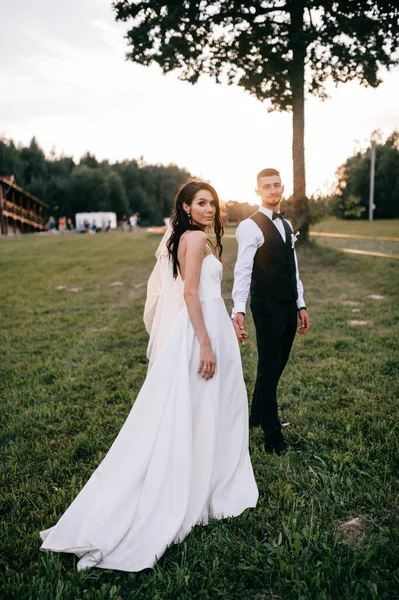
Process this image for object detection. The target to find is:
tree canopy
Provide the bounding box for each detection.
[332,131,399,220]
[114,0,398,107]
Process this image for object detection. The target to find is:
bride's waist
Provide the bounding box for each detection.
[198,282,222,301]
[181,296,228,324]
[199,294,223,302]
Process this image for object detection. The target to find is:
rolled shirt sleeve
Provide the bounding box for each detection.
[232,219,263,317]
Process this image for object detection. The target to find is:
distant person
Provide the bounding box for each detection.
[121,214,129,232]
[48,216,56,233]
[129,212,139,231]
[66,218,74,231]
[232,168,310,456]
[90,219,97,233]
[40,179,258,572]
[59,216,67,232]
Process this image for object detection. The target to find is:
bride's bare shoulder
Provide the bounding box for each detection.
[180,229,206,245]
[180,230,207,252]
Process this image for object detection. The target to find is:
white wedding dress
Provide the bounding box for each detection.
[40,252,258,572]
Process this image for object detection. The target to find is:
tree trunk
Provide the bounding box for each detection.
[289,0,309,240]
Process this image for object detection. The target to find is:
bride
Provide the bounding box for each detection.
[40,179,258,572]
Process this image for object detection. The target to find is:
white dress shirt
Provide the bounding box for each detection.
[232,206,305,317]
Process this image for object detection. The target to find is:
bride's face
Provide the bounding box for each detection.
[186,189,217,230]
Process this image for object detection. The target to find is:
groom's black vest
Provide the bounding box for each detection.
[250,211,298,300]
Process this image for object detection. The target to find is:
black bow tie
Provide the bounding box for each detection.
[272,211,285,220]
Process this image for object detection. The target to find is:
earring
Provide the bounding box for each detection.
[186,211,192,224]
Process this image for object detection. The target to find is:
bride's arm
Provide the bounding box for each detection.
[183,231,216,381]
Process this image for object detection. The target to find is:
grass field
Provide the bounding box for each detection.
[1,227,399,600]
[309,219,399,258]
[310,218,399,238]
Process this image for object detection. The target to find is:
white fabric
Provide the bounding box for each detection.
[143,226,185,368]
[40,254,258,572]
[232,206,305,316]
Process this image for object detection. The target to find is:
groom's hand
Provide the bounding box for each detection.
[298,309,310,334]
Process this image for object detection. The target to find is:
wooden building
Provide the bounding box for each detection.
[0,175,49,234]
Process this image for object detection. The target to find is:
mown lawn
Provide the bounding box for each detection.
[1,229,399,600]
[309,219,399,258]
[310,218,399,238]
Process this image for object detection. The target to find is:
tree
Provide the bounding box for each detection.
[113,159,142,213]
[106,171,130,216]
[65,166,110,215]
[0,138,24,183]
[80,152,99,169]
[113,159,191,223]
[113,0,399,237]
[333,131,399,219]
[225,200,258,224]
[20,137,47,186]
[47,155,75,180]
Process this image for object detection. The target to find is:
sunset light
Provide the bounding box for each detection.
[1,1,398,204]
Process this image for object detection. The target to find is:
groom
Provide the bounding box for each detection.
[232,168,310,455]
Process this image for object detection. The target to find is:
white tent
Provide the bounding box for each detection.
[75,212,117,231]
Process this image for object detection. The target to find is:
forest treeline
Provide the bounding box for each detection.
[1,131,398,226]
[0,137,192,225]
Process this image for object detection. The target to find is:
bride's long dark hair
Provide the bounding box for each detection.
[167,179,224,278]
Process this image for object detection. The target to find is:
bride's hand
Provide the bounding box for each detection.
[198,343,216,380]
[233,313,248,344]
[233,321,248,344]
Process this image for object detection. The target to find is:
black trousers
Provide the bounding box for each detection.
[249,296,297,439]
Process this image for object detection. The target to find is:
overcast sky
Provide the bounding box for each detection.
[1,0,398,203]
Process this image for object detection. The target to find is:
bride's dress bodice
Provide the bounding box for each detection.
[198,254,223,301]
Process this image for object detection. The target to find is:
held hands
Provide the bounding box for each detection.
[298,309,310,334]
[198,342,216,380]
[233,313,248,344]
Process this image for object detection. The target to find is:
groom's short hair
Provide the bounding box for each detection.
[257,168,281,186]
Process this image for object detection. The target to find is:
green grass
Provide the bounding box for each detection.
[1,229,399,600]
[310,236,399,256]
[310,218,399,238]
[309,218,399,257]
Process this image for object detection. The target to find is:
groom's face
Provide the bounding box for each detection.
[255,175,284,209]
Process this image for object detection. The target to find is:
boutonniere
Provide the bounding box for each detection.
[291,231,300,249]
